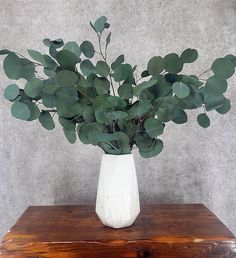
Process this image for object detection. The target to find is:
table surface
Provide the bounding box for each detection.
[1,204,235,242]
[1,204,236,257]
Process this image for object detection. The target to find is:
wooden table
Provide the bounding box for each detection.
[0,204,236,257]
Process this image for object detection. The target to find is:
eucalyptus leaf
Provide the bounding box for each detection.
[163,53,183,74]
[95,61,110,77]
[63,128,76,143]
[80,59,95,76]
[63,41,81,57]
[147,56,164,75]
[172,82,190,98]
[180,48,198,63]
[212,57,235,79]
[39,111,55,130]
[4,84,20,101]
[144,118,164,138]
[24,79,44,98]
[80,41,95,58]
[11,102,31,120]
[111,55,124,70]
[56,50,79,69]
[197,113,210,128]
[55,70,79,86]
[93,16,107,33]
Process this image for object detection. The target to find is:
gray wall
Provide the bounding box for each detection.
[0,0,236,239]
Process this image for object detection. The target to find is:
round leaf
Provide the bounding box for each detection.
[39,111,55,130]
[118,83,133,99]
[11,102,31,120]
[93,16,107,33]
[63,128,76,143]
[224,54,236,67]
[4,84,20,100]
[212,57,235,79]
[55,70,79,86]
[197,113,210,128]
[56,50,79,69]
[111,55,124,70]
[144,118,165,138]
[172,109,187,124]
[95,61,110,77]
[147,56,164,75]
[27,102,40,121]
[94,77,110,94]
[205,76,227,96]
[63,41,81,57]
[80,59,95,76]
[163,53,183,74]
[180,48,198,63]
[216,98,231,114]
[24,79,44,98]
[172,82,190,98]
[56,86,78,105]
[139,139,164,158]
[80,41,95,58]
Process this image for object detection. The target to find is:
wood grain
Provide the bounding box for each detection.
[1,204,236,257]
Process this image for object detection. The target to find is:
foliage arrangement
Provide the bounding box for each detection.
[0,16,236,158]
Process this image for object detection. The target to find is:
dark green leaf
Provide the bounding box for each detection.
[59,117,76,130]
[172,109,187,124]
[144,118,164,138]
[55,70,79,86]
[39,111,55,130]
[0,49,12,55]
[43,38,51,47]
[127,101,152,119]
[118,83,133,99]
[212,57,235,79]
[141,70,150,78]
[11,102,31,120]
[204,94,226,111]
[3,53,35,81]
[94,77,110,94]
[224,54,236,67]
[180,48,198,63]
[56,50,79,69]
[113,64,133,82]
[163,53,183,74]
[106,32,111,50]
[27,102,40,121]
[205,76,227,96]
[111,55,124,70]
[63,41,81,57]
[56,86,78,105]
[83,105,95,122]
[147,56,164,75]
[63,128,76,143]
[197,113,210,128]
[51,39,64,48]
[172,82,190,98]
[133,78,158,96]
[182,75,203,88]
[216,98,231,114]
[139,139,164,158]
[107,96,127,108]
[93,16,107,33]
[80,59,95,76]
[95,61,110,77]
[4,84,20,100]
[80,41,95,58]
[24,79,44,98]
[77,122,103,144]
[42,93,58,107]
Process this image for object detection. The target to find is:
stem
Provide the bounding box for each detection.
[15,52,44,67]
[96,32,116,96]
[197,68,212,79]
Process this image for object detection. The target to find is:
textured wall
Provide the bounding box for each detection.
[0,0,236,239]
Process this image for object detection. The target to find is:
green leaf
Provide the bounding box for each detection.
[39,111,55,130]
[113,64,133,82]
[42,78,60,94]
[56,86,78,105]
[141,70,150,78]
[180,48,198,63]
[63,41,81,57]
[3,53,35,81]
[211,57,235,79]
[24,79,44,98]
[118,83,133,99]
[83,105,95,122]
[95,61,110,77]
[27,49,45,64]
[127,101,152,119]
[93,16,107,33]
[135,133,153,150]
[43,38,51,47]
[63,128,76,143]
[78,122,103,144]
[56,50,79,69]
[42,93,58,107]
[55,70,79,86]
[139,139,164,158]
[224,54,236,67]
[11,102,31,120]
[133,78,158,96]
[59,117,76,130]
[4,84,20,100]
[106,32,111,50]
[80,41,95,58]
[163,53,183,74]
[51,39,64,48]
[172,82,190,98]
[147,56,164,75]
[0,49,12,55]
[216,98,231,114]
[204,94,226,111]
[107,96,127,108]
[80,59,95,76]
[182,75,203,88]
[144,118,164,138]
[197,113,210,128]
[94,77,110,94]
[205,76,227,96]
[111,55,124,70]
[172,109,187,124]
[27,102,40,121]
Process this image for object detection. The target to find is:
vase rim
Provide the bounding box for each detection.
[102,153,133,157]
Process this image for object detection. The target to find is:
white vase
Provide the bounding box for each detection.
[95,153,140,229]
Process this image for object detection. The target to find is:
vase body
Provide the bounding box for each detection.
[96,153,140,229]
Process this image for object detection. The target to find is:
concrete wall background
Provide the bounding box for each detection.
[0,0,236,238]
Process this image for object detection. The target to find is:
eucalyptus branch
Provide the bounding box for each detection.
[96,32,116,96]
[197,68,212,78]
